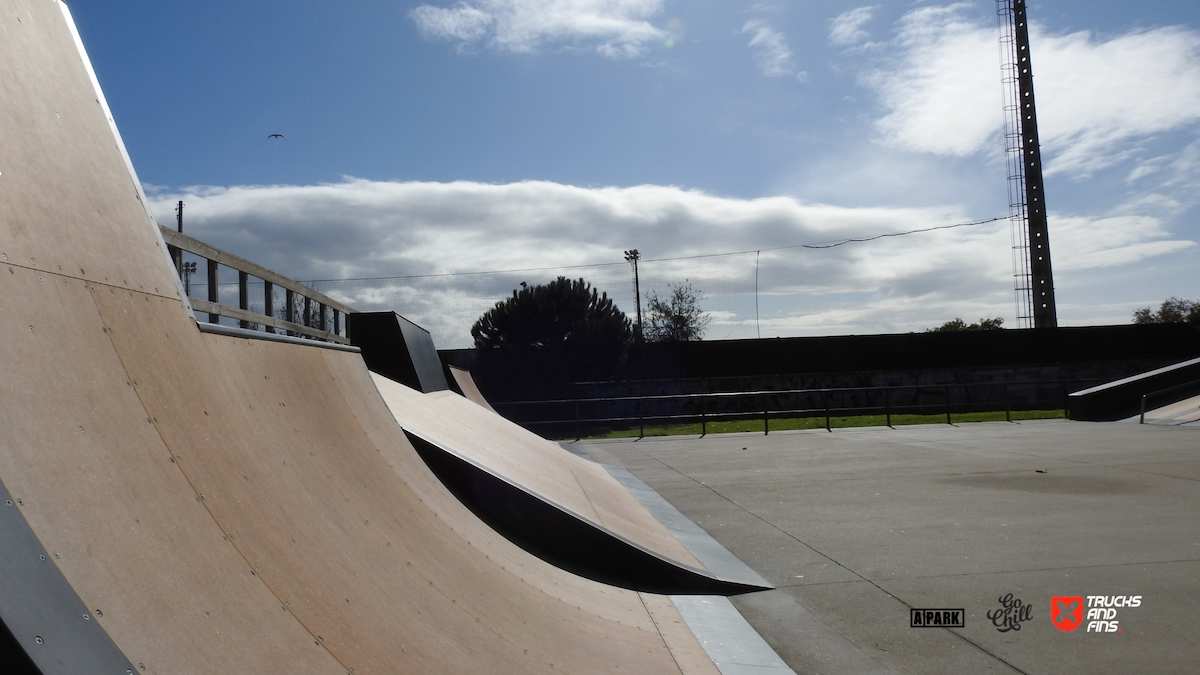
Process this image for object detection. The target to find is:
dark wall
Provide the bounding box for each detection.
[442,324,1200,404]
[660,324,1200,380]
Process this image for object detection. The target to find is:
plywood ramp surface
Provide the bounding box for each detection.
[449,365,499,412]
[0,1,722,672]
[373,374,706,570]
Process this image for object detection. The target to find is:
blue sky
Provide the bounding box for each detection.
[68,1,1200,346]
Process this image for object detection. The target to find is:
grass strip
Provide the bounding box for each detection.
[575,409,1065,440]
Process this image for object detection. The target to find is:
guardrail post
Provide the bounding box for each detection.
[237,271,249,329]
[763,409,769,435]
[1004,383,1011,422]
[945,386,952,424]
[1139,395,1147,424]
[700,410,706,437]
[285,289,295,334]
[824,391,831,432]
[638,396,644,439]
[885,388,892,428]
[263,280,275,333]
[206,260,219,324]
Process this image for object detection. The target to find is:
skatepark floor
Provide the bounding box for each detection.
[575,419,1200,674]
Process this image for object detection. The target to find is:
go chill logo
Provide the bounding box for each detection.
[1052,595,1141,633]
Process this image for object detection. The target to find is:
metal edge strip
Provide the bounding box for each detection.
[196,321,361,353]
[0,476,139,675]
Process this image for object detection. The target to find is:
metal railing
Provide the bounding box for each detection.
[1139,378,1200,424]
[161,226,355,345]
[493,379,1091,439]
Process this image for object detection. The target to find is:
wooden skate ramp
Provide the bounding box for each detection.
[372,377,770,593]
[0,2,724,673]
[448,365,499,413]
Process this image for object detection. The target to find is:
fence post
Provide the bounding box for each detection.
[763,409,769,435]
[885,388,892,428]
[206,260,219,324]
[1004,383,1011,422]
[824,391,831,432]
[238,271,249,329]
[264,280,275,333]
[1139,395,1147,424]
[638,396,644,439]
[574,401,581,440]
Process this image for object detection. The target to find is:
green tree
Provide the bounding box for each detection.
[1133,297,1200,326]
[926,317,1005,332]
[644,281,710,342]
[471,277,633,384]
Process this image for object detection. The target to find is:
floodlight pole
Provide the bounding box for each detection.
[624,249,643,342]
[999,0,1057,328]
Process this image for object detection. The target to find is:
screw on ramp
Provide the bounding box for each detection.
[0,2,738,673]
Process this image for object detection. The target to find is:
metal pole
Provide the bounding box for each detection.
[624,249,643,342]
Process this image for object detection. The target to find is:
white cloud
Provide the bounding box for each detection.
[866,5,1003,157]
[829,6,877,47]
[147,178,1194,345]
[866,4,1200,177]
[410,0,666,57]
[742,19,795,77]
[1049,215,1197,270]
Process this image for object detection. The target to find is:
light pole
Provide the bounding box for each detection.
[181,261,197,297]
[624,249,642,342]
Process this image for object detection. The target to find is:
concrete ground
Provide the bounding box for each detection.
[575,419,1200,675]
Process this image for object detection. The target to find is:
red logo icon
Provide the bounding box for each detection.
[1052,596,1084,632]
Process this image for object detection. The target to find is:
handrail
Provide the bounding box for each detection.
[492,378,1087,439]
[161,226,355,344]
[1139,377,1200,423]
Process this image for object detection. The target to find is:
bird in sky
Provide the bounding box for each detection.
[267,133,285,140]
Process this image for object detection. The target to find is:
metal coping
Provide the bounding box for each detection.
[0,477,139,675]
[196,321,361,353]
[600,465,772,590]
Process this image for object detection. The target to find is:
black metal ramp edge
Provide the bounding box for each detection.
[402,430,768,596]
[0,476,138,675]
[1068,355,1200,421]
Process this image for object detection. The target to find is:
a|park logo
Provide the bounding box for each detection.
[910,608,964,628]
[1051,596,1083,632]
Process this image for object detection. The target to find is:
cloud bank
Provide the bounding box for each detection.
[148,178,1192,346]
